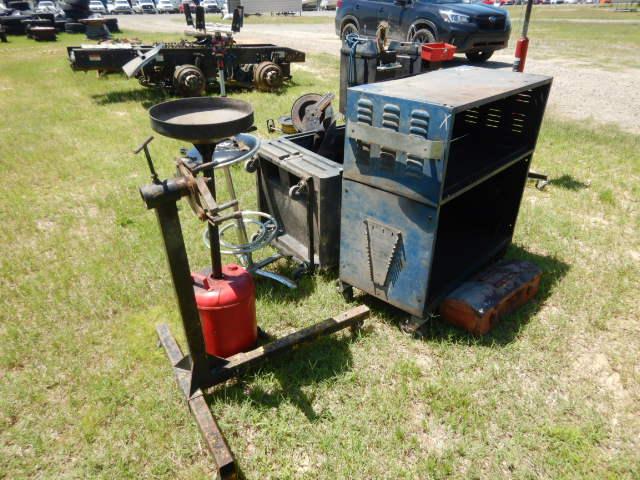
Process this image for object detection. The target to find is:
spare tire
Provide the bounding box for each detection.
[54,19,67,32]
[65,22,86,33]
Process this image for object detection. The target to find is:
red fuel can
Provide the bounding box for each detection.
[192,264,257,358]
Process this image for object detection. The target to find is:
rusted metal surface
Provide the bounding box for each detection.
[290,93,335,133]
[139,176,194,210]
[152,202,222,396]
[439,259,542,335]
[67,42,305,95]
[157,324,237,480]
[340,68,552,320]
[253,61,283,91]
[349,66,551,114]
[255,129,345,269]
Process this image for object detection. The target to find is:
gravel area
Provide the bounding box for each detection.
[118,15,640,134]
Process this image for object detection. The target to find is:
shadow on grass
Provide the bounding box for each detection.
[355,244,569,347]
[549,174,590,191]
[205,329,365,423]
[90,81,298,108]
[253,261,326,304]
[91,87,171,108]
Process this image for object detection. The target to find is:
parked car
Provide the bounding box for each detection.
[89,0,106,13]
[139,0,157,12]
[336,0,511,62]
[201,0,220,13]
[113,0,133,13]
[178,0,196,13]
[156,0,176,12]
[302,0,319,10]
[35,0,57,13]
[321,0,338,9]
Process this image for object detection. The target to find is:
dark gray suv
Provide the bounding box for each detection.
[335,0,511,62]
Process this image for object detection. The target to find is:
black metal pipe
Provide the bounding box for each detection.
[154,202,214,396]
[195,143,224,280]
[139,177,193,209]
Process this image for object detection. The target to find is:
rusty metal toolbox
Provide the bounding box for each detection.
[255,127,345,269]
[339,67,552,318]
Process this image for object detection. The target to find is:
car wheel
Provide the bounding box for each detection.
[340,22,358,40]
[410,28,435,44]
[465,50,494,62]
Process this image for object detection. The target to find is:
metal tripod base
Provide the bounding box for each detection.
[156,305,370,479]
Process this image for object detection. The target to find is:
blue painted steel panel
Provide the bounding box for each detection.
[343,91,450,206]
[339,179,437,317]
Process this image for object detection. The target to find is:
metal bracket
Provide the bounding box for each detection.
[364,219,402,288]
[123,43,164,78]
[348,122,444,160]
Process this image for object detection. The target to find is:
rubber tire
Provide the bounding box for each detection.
[65,22,86,34]
[340,22,358,40]
[465,50,494,63]
[410,28,435,44]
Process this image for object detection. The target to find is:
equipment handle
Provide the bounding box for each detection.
[134,136,154,154]
[134,136,160,184]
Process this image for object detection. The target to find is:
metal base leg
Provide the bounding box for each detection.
[246,253,297,289]
[157,324,237,480]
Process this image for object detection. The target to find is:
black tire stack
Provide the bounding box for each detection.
[22,18,53,38]
[65,21,86,33]
[54,19,67,32]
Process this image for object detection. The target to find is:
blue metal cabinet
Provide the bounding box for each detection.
[339,66,552,317]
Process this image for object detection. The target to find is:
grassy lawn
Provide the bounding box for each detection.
[505,5,640,67]
[1,30,639,480]
[507,3,640,21]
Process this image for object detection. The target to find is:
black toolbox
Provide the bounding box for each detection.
[254,126,345,269]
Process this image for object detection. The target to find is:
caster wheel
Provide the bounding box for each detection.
[293,263,312,280]
[401,316,427,337]
[245,158,258,173]
[535,179,549,191]
[337,280,353,302]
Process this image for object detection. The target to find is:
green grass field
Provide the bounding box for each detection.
[1,19,639,480]
[505,5,640,67]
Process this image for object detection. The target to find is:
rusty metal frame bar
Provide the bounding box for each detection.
[156,305,369,479]
[157,323,237,479]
